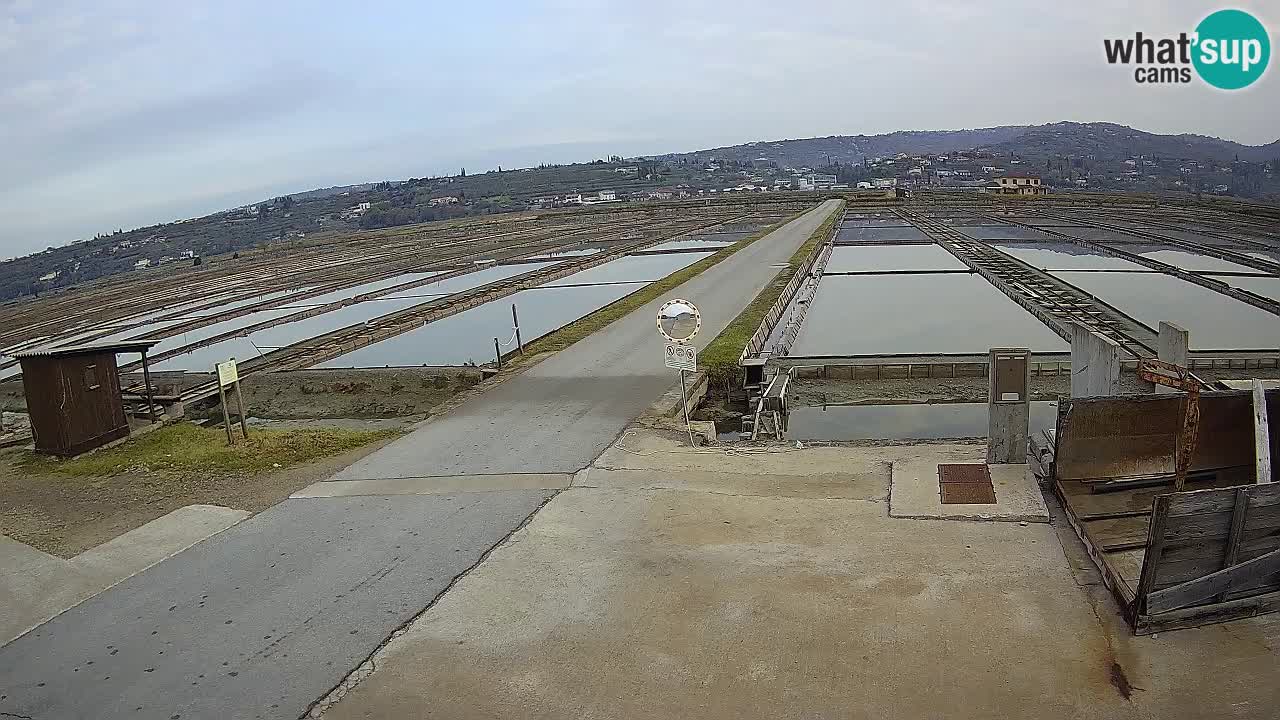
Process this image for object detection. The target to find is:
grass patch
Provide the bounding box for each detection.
[514,207,812,361]
[19,422,401,477]
[699,200,845,384]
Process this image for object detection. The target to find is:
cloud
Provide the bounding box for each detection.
[0,0,1276,258]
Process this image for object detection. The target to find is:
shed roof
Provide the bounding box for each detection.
[12,339,160,359]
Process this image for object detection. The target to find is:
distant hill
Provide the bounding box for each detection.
[983,122,1280,164]
[2,121,1277,306]
[658,122,1280,167]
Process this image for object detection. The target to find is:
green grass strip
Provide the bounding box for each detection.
[699,200,844,384]
[20,423,401,476]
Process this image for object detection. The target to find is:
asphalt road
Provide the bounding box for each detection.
[0,199,839,720]
[332,198,842,478]
[0,492,554,720]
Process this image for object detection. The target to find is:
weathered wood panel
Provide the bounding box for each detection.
[1135,482,1280,630]
[1056,392,1255,481]
[1054,389,1280,633]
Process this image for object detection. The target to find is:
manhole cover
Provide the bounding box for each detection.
[938,463,992,484]
[940,482,997,504]
[938,463,996,505]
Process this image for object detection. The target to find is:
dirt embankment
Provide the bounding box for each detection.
[2,367,485,420]
[231,368,484,419]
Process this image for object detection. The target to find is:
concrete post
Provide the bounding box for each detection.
[1071,324,1121,398]
[988,347,1031,465]
[1156,321,1190,394]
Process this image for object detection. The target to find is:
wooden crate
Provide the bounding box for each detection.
[1052,390,1280,634]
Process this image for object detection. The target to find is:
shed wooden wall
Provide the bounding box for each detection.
[21,351,129,456]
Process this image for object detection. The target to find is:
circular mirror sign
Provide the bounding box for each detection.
[657,298,701,343]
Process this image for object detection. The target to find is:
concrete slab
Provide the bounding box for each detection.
[315,434,1280,719]
[890,453,1049,522]
[0,491,555,720]
[292,473,573,498]
[584,466,886,501]
[71,504,250,578]
[1,504,249,646]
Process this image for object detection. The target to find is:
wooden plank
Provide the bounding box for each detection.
[1083,515,1151,551]
[1255,379,1273,484]
[1133,495,1171,621]
[1155,533,1280,589]
[1053,478,1137,607]
[1165,481,1280,516]
[1058,475,1244,517]
[1216,487,1250,602]
[1145,547,1280,614]
[1105,548,1147,588]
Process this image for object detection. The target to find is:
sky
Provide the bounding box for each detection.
[1,1,1277,258]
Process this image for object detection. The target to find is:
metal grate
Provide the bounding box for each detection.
[938,463,992,485]
[938,463,997,505]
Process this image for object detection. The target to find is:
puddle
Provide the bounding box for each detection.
[315,281,648,367]
[992,243,1147,271]
[319,249,714,366]
[1205,274,1280,303]
[825,244,967,273]
[380,263,545,300]
[641,239,732,253]
[1053,271,1280,350]
[278,271,443,309]
[543,252,712,287]
[836,226,928,242]
[1136,248,1263,274]
[522,248,602,262]
[960,226,1056,241]
[791,273,1068,356]
[788,401,1059,441]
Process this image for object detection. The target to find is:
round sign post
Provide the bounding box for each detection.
[657,299,701,444]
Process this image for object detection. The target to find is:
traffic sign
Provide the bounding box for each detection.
[657,299,701,343]
[664,342,696,372]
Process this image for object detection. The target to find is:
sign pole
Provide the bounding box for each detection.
[218,381,234,445]
[513,303,524,355]
[678,368,694,445]
[658,298,702,447]
[233,378,250,441]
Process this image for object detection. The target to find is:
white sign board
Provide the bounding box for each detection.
[664,342,696,372]
[215,359,239,387]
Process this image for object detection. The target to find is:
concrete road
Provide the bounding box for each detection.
[322,431,1280,720]
[331,198,841,478]
[0,492,553,720]
[0,200,839,720]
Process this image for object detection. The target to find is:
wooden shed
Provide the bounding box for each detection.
[13,340,160,456]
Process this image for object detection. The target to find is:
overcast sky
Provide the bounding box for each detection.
[1,1,1276,258]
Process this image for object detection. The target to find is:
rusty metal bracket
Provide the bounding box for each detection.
[1137,358,1206,490]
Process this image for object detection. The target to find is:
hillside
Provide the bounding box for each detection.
[2,121,1277,306]
[659,122,1280,168]
[658,126,1030,167]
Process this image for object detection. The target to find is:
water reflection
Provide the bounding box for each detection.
[788,401,1059,441]
[825,244,966,273]
[1052,271,1280,350]
[791,273,1067,355]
